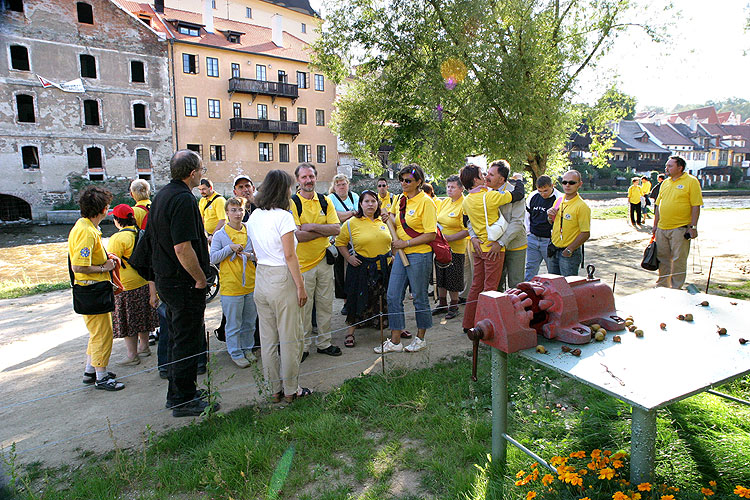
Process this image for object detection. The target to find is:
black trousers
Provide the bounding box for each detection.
[156,278,206,405]
[630,202,642,225]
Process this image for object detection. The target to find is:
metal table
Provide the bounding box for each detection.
[491,288,750,483]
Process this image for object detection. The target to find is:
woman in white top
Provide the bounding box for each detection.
[247,170,310,404]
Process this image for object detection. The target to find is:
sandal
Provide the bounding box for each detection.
[344,334,355,348]
[271,391,284,403]
[400,330,413,339]
[284,387,313,403]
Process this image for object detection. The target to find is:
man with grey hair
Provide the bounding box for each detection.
[129,179,151,229]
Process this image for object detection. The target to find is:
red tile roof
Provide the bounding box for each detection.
[718,111,732,122]
[641,123,694,146]
[671,106,719,124]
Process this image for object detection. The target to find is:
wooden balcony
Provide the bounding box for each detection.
[229,117,299,139]
[228,77,298,103]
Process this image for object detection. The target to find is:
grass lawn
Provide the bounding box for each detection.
[592,205,628,220]
[4,350,749,500]
[0,279,68,300]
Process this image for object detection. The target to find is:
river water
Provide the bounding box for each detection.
[1,196,749,249]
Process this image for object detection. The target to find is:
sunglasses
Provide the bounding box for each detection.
[377,184,387,187]
[399,178,414,184]
[560,180,578,185]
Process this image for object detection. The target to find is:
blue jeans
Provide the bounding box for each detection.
[525,233,553,281]
[547,246,582,277]
[387,251,433,331]
[220,293,257,359]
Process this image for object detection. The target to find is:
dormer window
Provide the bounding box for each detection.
[172,21,203,36]
[222,30,243,43]
[137,13,151,26]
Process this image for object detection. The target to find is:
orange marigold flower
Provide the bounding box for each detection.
[598,468,615,480]
[580,497,591,500]
[514,478,529,486]
[531,463,538,468]
[516,470,526,479]
[591,449,602,459]
[612,492,628,500]
[734,485,750,498]
[709,480,716,488]
[638,483,652,492]
[613,452,626,460]
[542,474,555,486]
[587,462,598,470]
[570,475,583,487]
[570,451,587,458]
[701,487,714,496]
[526,491,537,500]
[579,469,588,476]
[632,493,642,500]
[660,496,675,500]
[550,456,568,466]
[612,460,624,469]
[603,450,612,457]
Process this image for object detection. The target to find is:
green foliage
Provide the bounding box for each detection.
[0,280,68,299]
[312,0,663,180]
[672,98,750,119]
[578,86,638,169]
[52,175,133,211]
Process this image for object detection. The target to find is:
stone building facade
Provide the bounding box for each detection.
[0,0,172,220]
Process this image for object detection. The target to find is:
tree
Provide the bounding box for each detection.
[582,86,637,169]
[312,0,662,180]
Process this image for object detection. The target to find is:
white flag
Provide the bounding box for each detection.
[37,75,85,93]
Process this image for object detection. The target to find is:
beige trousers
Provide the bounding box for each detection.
[255,264,304,397]
[301,259,334,351]
[655,227,691,289]
[460,239,474,299]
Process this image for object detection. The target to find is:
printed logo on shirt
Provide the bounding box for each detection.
[80,247,90,257]
[449,212,455,217]
[677,184,684,189]
[564,213,572,220]
[408,209,415,216]
[380,225,386,230]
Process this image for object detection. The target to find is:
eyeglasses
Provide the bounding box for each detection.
[399,178,414,184]
[377,184,387,187]
[560,180,578,185]
[201,167,207,174]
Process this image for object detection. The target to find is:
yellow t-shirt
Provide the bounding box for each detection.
[437,196,468,254]
[291,193,340,272]
[655,173,703,230]
[641,180,652,195]
[627,185,643,204]
[68,217,110,285]
[199,193,226,235]
[389,192,437,254]
[133,199,150,229]
[550,194,591,248]
[462,187,513,252]
[379,192,394,213]
[335,216,393,260]
[108,228,147,291]
[217,224,256,296]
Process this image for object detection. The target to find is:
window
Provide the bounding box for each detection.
[178,25,199,36]
[245,6,252,17]
[184,97,198,117]
[6,0,23,12]
[233,102,241,118]
[137,13,151,26]
[136,148,151,170]
[77,2,93,24]
[16,94,34,123]
[182,53,198,74]
[186,144,202,156]
[208,99,221,118]
[210,145,225,161]
[83,99,100,126]
[279,143,289,163]
[231,63,240,78]
[80,54,96,78]
[133,104,147,128]
[301,23,306,33]
[317,145,326,163]
[259,142,273,162]
[211,0,215,7]
[278,70,287,83]
[314,74,324,91]
[22,146,39,170]
[315,109,325,126]
[279,106,287,121]
[297,107,307,125]
[206,57,219,77]
[227,32,240,43]
[297,144,311,162]
[296,71,308,89]
[130,61,145,82]
[256,64,266,81]
[10,45,30,71]
[257,104,267,120]
[87,147,103,174]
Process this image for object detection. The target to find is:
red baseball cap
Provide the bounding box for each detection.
[108,204,134,218]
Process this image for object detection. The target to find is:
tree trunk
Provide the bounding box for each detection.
[525,152,548,184]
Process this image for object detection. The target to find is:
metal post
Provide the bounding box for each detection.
[705,257,714,294]
[630,406,656,484]
[491,349,508,465]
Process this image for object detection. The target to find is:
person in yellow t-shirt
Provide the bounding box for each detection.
[198,178,226,239]
[108,204,158,367]
[210,197,258,368]
[292,163,342,358]
[640,175,653,219]
[374,164,437,354]
[130,179,151,229]
[434,175,469,320]
[68,185,124,391]
[377,177,395,212]
[653,156,703,289]
[335,190,392,347]
[547,170,591,277]
[627,177,644,226]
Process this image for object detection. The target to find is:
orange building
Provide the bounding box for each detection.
[120,0,337,191]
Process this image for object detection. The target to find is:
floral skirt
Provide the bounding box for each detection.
[113,284,158,338]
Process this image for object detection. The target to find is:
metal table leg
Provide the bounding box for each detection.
[491,349,508,465]
[630,406,656,484]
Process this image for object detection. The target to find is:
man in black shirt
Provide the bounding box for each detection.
[524,175,562,281]
[149,149,218,417]
[650,173,666,202]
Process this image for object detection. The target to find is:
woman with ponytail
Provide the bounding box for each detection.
[108,204,158,366]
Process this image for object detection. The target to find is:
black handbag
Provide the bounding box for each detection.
[68,256,115,315]
[641,236,659,271]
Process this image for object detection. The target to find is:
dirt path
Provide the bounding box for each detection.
[1,210,748,469]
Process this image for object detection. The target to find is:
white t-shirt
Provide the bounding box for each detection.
[247,208,297,267]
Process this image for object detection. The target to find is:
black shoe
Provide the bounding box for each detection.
[172,399,219,417]
[301,351,309,363]
[158,371,168,380]
[340,305,348,315]
[197,365,207,375]
[458,297,467,305]
[83,371,115,385]
[94,374,124,391]
[166,389,208,408]
[317,345,342,356]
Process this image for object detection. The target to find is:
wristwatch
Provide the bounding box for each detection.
[687,225,696,229]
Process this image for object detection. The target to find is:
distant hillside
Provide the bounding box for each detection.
[671,98,750,119]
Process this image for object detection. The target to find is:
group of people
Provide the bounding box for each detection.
[627,174,660,226]
[67,149,701,417]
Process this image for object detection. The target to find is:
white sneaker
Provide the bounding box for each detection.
[404,337,426,352]
[374,339,404,353]
[232,356,251,368]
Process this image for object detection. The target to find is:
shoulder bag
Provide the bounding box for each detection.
[483,192,509,241]
[641,235,659,271]
[399,196,452,266]
[68,256,115,315]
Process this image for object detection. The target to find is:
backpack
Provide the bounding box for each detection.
[125,226,154,281]
[134,203,150,229]
[291,192,329,218]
